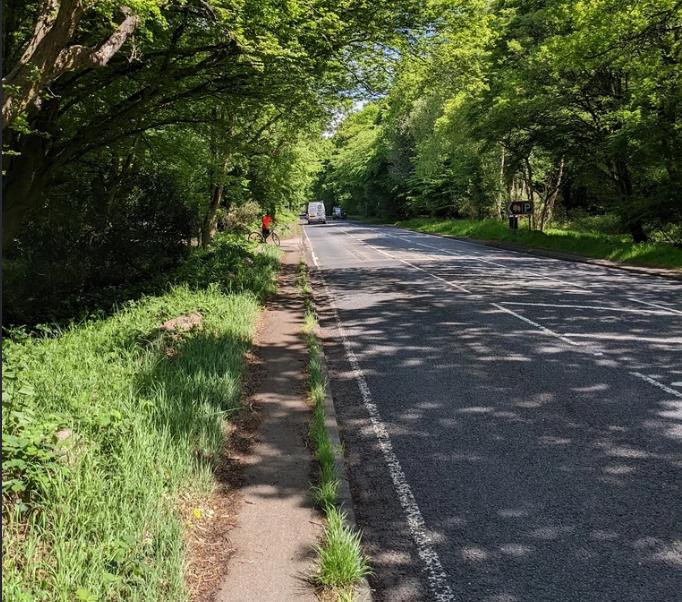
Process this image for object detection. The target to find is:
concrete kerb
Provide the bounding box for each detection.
[300,232,374,602]
[349,221,682,282]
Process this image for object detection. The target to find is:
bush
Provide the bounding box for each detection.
[224,201,261,233]
[4,167,197,328]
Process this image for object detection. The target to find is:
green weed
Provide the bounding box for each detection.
[312,479,340,510]
[314,507,371,588]
[2,237,280,601]
[298,261,370,600]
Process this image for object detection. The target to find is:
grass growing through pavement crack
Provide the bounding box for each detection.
[298,260,370,600]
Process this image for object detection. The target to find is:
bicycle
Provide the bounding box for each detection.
[247,229,281,246]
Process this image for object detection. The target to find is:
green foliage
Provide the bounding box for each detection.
[318,0,682,241]
[1,236,280,601]
[2,358,62,505]
[3,0,426,326]
[224,201,262,233]
[314,507,371,589]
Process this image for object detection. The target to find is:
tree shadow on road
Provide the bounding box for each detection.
[310,227,682,601]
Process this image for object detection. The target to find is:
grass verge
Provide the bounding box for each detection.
[364,217,682,270]
[298,261,370,600]
[2,234,281,601]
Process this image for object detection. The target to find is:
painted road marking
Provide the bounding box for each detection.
[303,245,455,601]
[491,303,583,348]
[500,302,677,316]
[628,298,682,316]
[318,226,682,419]
[303,227,320,267]
[564,333,682,345]
[630,373,682,400]
[384,234,589,289]
[345,231,472,294]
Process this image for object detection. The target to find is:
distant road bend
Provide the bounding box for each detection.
[304,222,682,602]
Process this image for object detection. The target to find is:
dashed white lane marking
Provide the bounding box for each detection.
[630,373,682,400]
[564,333,682,345]
[491,303,583,348]
[383,234,588,289]
[306,226,682,584]
[628,298,682,316]
[347,231,472,294]
[307,258,455,600]
[500,302,676,316]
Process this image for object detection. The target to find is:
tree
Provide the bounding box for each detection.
[1,0,161,131]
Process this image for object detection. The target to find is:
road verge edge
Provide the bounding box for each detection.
[351,220,682,281]
[298,237,373,602]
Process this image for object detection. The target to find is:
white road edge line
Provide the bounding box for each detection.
[369,226,589,289]
[312,271,455,601]
[630,372,682,400]
[491,303,583,347]
[628,298,682,316]
[303,227,319,267]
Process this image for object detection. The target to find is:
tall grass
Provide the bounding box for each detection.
[298,262,370,599]
[2,236,280,601]
[394,218,682,269]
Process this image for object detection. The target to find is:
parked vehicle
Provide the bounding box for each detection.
[332,206,346,219]
[306,202,326,224]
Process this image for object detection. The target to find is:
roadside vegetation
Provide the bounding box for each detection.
[3,0,424,329]
[298,262,370,599]
[2,235,280,601]
[317,1,681,252]
[4,0,680,597]
[394,218,682,270]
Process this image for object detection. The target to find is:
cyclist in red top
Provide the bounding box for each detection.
[261,213,274,242]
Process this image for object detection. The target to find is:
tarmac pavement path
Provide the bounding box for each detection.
[304,222,682,602]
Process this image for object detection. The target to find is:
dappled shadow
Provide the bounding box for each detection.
[134,258,317,506]
[307,224,682,601]
[3,234,279,330]
[131,254,322,599]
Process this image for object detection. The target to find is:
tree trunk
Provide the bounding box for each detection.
[538,157,564,232]
[628,221,648,243]
[523,157,536,228]
[2,0,139,131]
[2,128,58,254]
[201,183,224,249]
[497,144,506,218]
[613,158,649,243]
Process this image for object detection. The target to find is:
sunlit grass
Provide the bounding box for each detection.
[2,238,280,601]
[394,218,682,269]
[298,261,370,599]
[314,507,371,589]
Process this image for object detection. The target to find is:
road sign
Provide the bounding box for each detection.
[508,201,534,215]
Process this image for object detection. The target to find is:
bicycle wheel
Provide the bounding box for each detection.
[247,231,263,244]
[271,232,281,246]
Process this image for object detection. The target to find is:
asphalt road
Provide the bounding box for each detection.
[304,222,682,602]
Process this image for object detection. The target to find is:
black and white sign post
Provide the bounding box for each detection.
[508,201,534,230]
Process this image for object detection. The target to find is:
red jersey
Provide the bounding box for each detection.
[261,215,273,229]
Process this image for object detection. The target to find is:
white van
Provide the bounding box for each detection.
[306,202,326,224]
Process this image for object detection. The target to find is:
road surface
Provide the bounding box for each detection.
[304,222,682,602]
